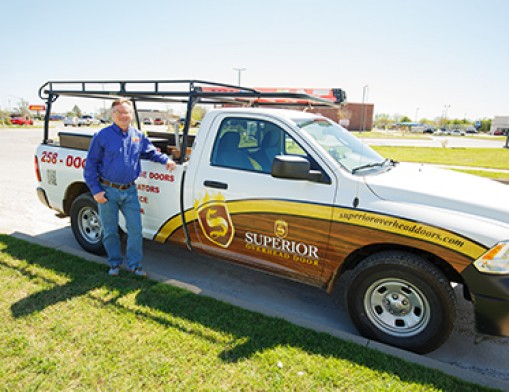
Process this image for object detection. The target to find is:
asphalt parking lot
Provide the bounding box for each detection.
[363,132,506,148]
[1,127,509,390]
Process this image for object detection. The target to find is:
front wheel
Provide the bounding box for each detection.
[70,193,105,255]
[346,251,456,354]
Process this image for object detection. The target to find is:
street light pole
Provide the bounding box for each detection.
[361,85,368,132]
[415,107,419,122]
[233,68,246,86]
[443,104,450,128]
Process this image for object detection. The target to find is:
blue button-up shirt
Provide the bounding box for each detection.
[84,123,169,195]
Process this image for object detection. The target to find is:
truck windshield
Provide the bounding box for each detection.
[296,118,387,173]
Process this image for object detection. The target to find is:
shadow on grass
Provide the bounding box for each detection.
[0,234,489,391]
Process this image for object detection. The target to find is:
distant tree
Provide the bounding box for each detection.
[97,108,110,122]
[479,119,491,132]
[70,105,82,118]
[0,108,12,125]
[399,115,412,123]
[334,107,352,128]
[192,105,207,122]
[16,98,30,117]
[374,113,394,129]
[437,116,455,128]
[449,118,471,126]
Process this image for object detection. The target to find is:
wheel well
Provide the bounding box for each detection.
[335,243,464,288]
[63,182,90,215]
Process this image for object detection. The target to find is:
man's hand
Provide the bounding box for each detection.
[166,159,176,172]
[94,191,107,204]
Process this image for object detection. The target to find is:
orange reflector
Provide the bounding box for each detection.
[482,243,505,261]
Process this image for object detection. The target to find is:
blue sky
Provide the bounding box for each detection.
[1,0,508,120]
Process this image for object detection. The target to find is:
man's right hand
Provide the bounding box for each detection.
[94,191,107,204]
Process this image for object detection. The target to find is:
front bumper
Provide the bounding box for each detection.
[36,187,51,209]
[462,264,509,336]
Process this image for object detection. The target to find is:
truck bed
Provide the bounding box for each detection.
[57,130,195,158]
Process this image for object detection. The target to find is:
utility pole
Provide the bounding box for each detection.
[360,85,369,132]
[233,68,246,86]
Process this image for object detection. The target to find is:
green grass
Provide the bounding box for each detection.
[0,235,495,391]
[372,146,509,177]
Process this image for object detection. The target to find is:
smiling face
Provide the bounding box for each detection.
[111,101,133,131]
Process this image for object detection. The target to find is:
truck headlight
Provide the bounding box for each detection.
[474,241,509,274]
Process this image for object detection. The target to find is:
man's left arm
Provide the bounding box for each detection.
[140,135,176,171]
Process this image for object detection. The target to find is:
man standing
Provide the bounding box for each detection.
[84,98,175,276]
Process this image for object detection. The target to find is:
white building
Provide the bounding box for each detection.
[491,116,509,135]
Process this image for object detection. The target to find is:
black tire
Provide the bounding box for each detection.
[70,193,106,255]
[346,251,455,354]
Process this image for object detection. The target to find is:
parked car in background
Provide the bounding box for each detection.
[450,129,466,136]
[10,116,33,125]
[153,118,164,125]
[143,117,153,125]
[77,115,99,126]
[410,124,435,134]
[434,128,450,136]
[465,127,477,134]
[48,114,64,121]
[63,117,78,126]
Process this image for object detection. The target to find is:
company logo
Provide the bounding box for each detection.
[274,219,288,238]
[245,219,320,267]
[195,193,234,248]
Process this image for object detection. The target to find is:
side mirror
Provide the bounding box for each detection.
[271,155,323,182]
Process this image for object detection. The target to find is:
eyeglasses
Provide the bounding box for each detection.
[113,110,132,116]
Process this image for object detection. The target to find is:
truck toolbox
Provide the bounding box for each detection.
[58,132,93,150]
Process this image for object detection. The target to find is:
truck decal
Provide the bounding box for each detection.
[195,194,235,248]
[334,208,487,260]
[154,198,487,261]
[40,150,87,170]
[245,223,320,267]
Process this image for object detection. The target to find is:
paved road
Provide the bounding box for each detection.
[1,127,509,390]
[362,133,506,149]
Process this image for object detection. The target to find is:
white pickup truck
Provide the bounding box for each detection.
[34,80,509,354]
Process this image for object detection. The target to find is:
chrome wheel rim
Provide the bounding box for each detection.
[364,278,430,337]
[77,206,102,245]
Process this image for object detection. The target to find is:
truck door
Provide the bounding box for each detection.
[189,114,337,287]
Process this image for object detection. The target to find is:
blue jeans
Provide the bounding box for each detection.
[98,184,142,270]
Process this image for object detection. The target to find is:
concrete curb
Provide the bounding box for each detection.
[6,231,509,391]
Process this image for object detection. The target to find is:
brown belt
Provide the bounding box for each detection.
[100,178,135,190]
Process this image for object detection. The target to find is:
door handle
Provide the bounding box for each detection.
[203,180,228,190]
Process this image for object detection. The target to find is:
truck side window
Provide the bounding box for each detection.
[211,118,325,177]
[211,118,261,171]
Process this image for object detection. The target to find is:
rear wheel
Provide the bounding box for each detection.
[346,251,456,353]
[70,193,105,255]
